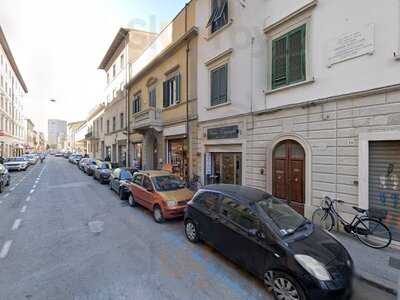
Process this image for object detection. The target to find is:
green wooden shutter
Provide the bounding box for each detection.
[163,81,168,107]
[220,64,227,103]
[211,69,217,106]
[288,25,306,84]
[176,74,181,103]
[272,36,287,89]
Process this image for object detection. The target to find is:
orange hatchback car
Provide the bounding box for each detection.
[127,171,194,223]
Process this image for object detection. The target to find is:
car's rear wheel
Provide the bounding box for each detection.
[128,193,136,207]
[272,272,306,300]
[185,219,200,243]
[153,205,165,223]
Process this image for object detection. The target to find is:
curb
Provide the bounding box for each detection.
[356,274,397,296]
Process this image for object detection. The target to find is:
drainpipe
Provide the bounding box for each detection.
[125,32,131,168]
[185,3,190,182]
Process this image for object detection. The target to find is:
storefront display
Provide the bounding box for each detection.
[206,152,242,185]
[132,143,143,170]
[167,139,187,179]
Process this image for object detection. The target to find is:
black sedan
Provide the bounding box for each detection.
[109,168,133,200]
[0,164,10,193]
[184,185,353,300]
[93,162,112,184]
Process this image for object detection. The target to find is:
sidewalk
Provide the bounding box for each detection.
[333,231,400,294]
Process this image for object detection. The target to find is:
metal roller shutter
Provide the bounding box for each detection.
[369,141,400,241]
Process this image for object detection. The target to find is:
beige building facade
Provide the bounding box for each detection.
[127,1,198,180]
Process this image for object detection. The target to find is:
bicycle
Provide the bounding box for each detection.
[188,175,203,192]
[312,196,392,249]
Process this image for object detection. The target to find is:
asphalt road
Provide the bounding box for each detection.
[0,157,396,300]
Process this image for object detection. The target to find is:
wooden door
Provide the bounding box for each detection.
[273,140,305,215]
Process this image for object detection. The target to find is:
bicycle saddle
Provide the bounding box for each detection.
[353,206,367,213]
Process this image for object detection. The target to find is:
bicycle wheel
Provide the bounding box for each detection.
[312,208,334,231]
[354,218,392,249]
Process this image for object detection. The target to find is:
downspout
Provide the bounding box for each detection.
[125,33,131,168]
[185,3,190,181]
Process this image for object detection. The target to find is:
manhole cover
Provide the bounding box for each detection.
[88,221,104,234]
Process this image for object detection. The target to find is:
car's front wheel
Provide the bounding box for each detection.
[185,219,200,243]
[128,193,136,207]
[119,189,127,200]
[153,205,165,223]
[271,272,306,300]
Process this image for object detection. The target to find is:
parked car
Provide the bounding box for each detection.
[78,158,89,171]
[0,164,10,192]
[4,157,29,171]
[184,185,353,300]
[24,154,39,165]
[127,171,194,223]
[93,161,112,184]
[109,168,133,200]
[69,154,82,164]
[55,152,63,157]
[84,159,99,176]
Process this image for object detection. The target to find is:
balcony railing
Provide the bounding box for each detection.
[132,107,163,132]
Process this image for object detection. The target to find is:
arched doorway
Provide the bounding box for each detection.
[273,140,305,215]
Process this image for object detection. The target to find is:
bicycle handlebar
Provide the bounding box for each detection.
[324,196,344,204]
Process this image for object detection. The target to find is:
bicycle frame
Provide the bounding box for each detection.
[324,200,365,230]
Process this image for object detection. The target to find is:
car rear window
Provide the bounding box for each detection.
[194,192,220,212]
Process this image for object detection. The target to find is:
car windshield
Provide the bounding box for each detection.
[256,196,306,236]
[120,170,133,180]
[100,163,111,169]
[152,175,185,191]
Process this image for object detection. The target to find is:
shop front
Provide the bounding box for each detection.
[166,137,187,179]
[205,151,242,185]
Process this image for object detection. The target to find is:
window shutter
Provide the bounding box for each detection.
[272,37,287,89]
[288,26,306,84]
[163,81,168,107]
[210,69,218,106]
[220,65,227,103]
[176,74,181,103]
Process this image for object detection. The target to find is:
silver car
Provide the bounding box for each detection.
[4,157,29,171]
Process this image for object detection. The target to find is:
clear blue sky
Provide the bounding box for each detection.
[0,0,188,134]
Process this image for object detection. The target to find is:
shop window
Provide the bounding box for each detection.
[207,0,229,34]
[272,24,306,89]
[210,64,228,106]
[163,74,181,107]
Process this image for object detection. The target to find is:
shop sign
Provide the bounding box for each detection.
[207,125,239,140]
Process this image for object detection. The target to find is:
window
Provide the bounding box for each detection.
[100,117,103,132]
[107,120,110,134]
[194,191,220,212]
[221,197,257,230]
[120,113,124,129]
[112,116,116,132]
[133,95,141,113]
[272,24,306,89]
[133,174,143,186]
[120,54,124,70]
[143,176,153,191]
[149,87,156,107]
[163,74,181,108]
[207,0,228,33]
[112,64,116,77]
[107,72,110,84]
[210,64,228,106]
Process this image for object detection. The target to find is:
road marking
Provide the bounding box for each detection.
[11,219,21,231]
[0,240,13,258]
[26,196,31,202]
[33,185,37,189]
[20,205,27,213]
[3,193,9,198]
[10,187,15,191]
[29,189,35,194]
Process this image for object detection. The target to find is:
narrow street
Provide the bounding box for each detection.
[0,157,396,300]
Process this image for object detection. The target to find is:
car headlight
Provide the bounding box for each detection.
[294,255,331,281]
[166,200,177,208]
